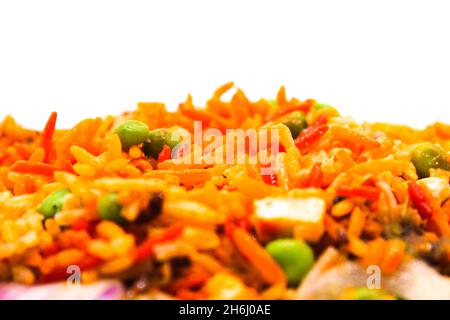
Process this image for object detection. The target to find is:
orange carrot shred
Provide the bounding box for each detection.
[10,160,59,176]
[347,207,366,238]
[41,112,57,163]
[231,228,287,285]
[379,239,406,274]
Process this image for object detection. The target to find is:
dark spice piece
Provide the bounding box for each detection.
[332,196,346,205]
[137,192,165,223]
[170,256,192,277]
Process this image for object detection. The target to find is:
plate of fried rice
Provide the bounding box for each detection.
[1,82,450,300]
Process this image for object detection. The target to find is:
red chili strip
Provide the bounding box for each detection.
[336,185,381,201]
[134,224,184,263]
[408,181,433,219]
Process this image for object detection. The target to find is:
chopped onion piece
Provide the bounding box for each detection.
[0,280,124,300]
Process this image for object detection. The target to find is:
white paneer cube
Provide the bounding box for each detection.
[418,177,450,204]
[253,196,326,241]
[255,197,325,223]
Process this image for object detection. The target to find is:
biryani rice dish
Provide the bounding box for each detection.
[1,83,450,300]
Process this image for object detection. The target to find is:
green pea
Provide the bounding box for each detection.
[38,189,70,218]
[266,99,277,107]
[266,238,314,286]
[97,193,125,224]
[313,102,340,116]
[142,128,183,159]
[313,103,332,110]
[411,142,450,178]
[348,287,390,300]
[279,111,307,139]
[115,120,150,150]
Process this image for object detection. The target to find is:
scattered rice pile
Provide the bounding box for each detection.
[1,82,450,300]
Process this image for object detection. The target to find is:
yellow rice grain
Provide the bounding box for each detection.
[331,199,355,218]
[93,178,167,192]
[81,270,99,284]
[87,240,116,260]
[99,256,133,275]
[70,145,100,167]
[18,231,39,249]
[163,200,226,226]
[55,249,84,266]
[153,241,196,261]
[110,234,135,256]
[182,227,220,250]
[73,163,96,178]
[12,265,35,285]
[44,219,61,237]
[28,147,46,163]
[129,145,143,159]
[96,220,125,239]
[190,253,224,274]
[104,134,123,161]
[1,220,26,242]
[121,200,141,221]
[0,243,18,260]
[54,209,85,226]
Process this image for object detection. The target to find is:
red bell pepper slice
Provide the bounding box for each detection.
[313,114,329,126]
[157,145,172,162]
[260,162,278,186]
[294,115,329,152]
[72,217,90,231]
[261,172,278,186]
[300,162,323,188]
[408,181,433,219]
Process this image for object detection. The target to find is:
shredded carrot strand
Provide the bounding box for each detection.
[231,228,287,285]
[379,239,406,274]
[10,160,59,176]
[41,112,57,163]
[329,126,380,149]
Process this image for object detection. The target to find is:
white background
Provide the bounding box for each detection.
[0,0,449,129]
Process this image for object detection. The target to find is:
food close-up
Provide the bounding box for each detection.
[1,83,450,300]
